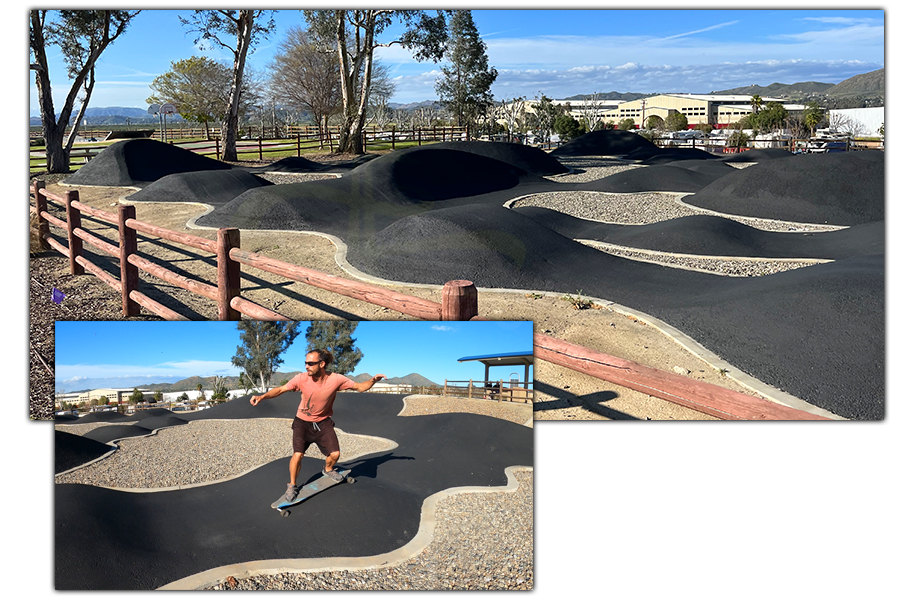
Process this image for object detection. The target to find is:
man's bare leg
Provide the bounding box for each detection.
[289,452,304,485]
[324,451,340,473]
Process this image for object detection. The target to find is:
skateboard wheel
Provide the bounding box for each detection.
[346,477,356,484]
[280,510,290,517]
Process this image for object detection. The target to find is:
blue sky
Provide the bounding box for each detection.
[54,320,534,392]
[26,5,884,114]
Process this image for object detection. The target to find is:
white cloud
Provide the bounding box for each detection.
[431,325,455,331]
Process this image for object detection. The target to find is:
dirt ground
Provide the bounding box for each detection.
[29,158,776,421]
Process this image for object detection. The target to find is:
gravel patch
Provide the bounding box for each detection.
[399,395,532,426]
[207,468,533,590]
[258,172,339,185]
[511,190,843,231]
[578,242,826,277]
[55,419,394,489]
[548,156,642,183]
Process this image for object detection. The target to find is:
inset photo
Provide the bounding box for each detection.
[54,319,533,590]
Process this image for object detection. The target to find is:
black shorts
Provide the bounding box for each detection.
[291,416,340,456]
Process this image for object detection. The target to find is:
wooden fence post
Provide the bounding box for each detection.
[216,227,241,320]
[117,204,140,317]
[441,279,478,320]
[444,379,448,396]
[64,190,84,276]
[468,379,472,398]
[297,134,301,156]
[33,180,49,251]
[392,127,396,149]
[215,138,220,160]
[258,135,263,160]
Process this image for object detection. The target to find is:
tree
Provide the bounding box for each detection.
[803,101,825,136]
[497,97,527,141]
[665,111,688,132]
[434,10,497,135]
[579,93,608,132]
[750,95,764,114]
[554,114,583,141]
[30,9,139,173]
[128,388,144,404]
[530,94,563,144]
[179,10,276,161]
[268,26,341,132]
[754,102,788,133]
[211,376,230,402]
[305,322,363,375]
[619,118,636,131]
[232,321,300,392]
[147,56,232,140]
[303,10,450,154]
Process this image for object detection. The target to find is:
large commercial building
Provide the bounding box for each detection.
[598,94,806,129]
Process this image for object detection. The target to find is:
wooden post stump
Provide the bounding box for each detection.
[441,280,478,320]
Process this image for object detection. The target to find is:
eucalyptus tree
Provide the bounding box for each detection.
[232,321,300,393]
[179,10,276,161]
[303,9,450,154]
[304,322,362,376]
[434,10,497,135]
[30,9,139,172]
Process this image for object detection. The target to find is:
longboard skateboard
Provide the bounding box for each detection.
[271,468,355,517]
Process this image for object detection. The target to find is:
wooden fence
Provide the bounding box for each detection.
[30,180,832,420]
[653,135,884,154]
[29,125,469,173]
[444,379,534,403]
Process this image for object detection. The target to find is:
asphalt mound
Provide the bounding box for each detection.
[513,209,884,259]
[720,148,795,162]
[126,169,273,205]
[66,139,233,188]
[57,410,133,424]
[602,215,883,259]
[420,140,569,176]
[583,159,738,193]
[683,150,885,225]
[197,146,528,233]
[636,148,721,164]
[551,129,661,157]
[252,153,379,173]
[55,431,116,474]
[81,424,153,444]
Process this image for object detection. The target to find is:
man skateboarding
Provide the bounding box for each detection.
[250,349,385,504]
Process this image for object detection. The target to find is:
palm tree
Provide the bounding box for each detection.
[750,95,764,114]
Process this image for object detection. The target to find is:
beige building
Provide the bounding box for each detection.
[56,387,143,408]
[599,94,805,129]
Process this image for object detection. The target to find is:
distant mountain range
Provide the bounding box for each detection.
[65,371,438,394]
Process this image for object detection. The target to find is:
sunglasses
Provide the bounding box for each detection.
[305,360,322,366]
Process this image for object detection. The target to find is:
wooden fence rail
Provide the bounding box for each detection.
[30,180,832,421]
[533,333,831,420]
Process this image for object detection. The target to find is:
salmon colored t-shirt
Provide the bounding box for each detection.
[285,372,355,421]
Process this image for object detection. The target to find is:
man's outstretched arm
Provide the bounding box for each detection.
[351,374,386,392]
[250,384,292,406]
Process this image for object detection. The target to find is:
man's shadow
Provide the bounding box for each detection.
[533,380,642,420]
[298,452,416,487]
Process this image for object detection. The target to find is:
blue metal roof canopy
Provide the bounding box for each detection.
[458,351,534,387]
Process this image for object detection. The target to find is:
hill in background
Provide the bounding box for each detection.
[67,371,438,394]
